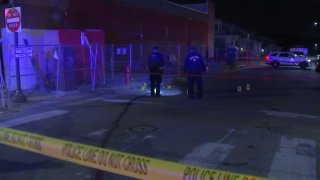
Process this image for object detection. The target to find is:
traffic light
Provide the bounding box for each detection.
[0,0,9,4]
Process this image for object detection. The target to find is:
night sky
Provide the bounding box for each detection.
[169,0,320,49]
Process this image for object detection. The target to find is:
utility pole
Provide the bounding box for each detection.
[9,0,26,102]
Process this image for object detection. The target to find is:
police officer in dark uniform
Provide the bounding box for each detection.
[184,47,206,99]
[148,47,165,97]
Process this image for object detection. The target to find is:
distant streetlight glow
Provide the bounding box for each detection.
[314,22,318,26]
[261,49,265,53]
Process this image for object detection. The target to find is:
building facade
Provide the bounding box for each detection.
[214,19,281,61]
[0,0,216,93]
[1,0,214,52]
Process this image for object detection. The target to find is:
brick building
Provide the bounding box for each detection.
[1,0,215,56]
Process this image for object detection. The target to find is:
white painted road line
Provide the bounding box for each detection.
[0,110,68,128]
[180,143,234,168]
[217,128,235,143]
[103,99,165,105]
[63,97,101,106]
[262,110,320,120]
[268,136,317,180]
[121,135,153,151]
[87,129,108,136]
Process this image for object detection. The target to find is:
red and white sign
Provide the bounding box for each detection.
[5,7,22,33]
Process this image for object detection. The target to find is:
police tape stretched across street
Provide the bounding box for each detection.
[0,127,266,180]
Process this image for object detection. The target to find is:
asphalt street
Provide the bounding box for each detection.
[0,63,320,180]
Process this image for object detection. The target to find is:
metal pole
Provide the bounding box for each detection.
[177,45,181,74]
[111,44,114,81]
[0,63,5,108]
[10,0,26,102]
[101,44,106,85]
[89,45,94,92]
[129,44,132,69]
[56,46,61,96]
[92,45,98,92]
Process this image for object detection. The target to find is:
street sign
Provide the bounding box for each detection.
[5,7,22,33]
[15,47,32,58]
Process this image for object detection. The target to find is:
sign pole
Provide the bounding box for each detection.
[9,0,26,102]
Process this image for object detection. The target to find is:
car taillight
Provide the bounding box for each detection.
[265,56,270,61]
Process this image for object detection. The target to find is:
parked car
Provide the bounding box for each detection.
[265,52,311,69]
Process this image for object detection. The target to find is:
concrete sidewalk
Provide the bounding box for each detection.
[0,60,265,116]
[0,73,170,116]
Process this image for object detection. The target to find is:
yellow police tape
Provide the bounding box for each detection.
[0,127,267,180]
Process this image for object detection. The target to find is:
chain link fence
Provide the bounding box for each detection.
[3,44,105,98]
[0,62,11,112]
[105,44,211,82]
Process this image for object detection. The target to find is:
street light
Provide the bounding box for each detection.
[314,22,318,26]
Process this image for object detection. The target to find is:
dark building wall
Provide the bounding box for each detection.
[1,0,211,47]
[215,37,226,49]
[66,0,209,46]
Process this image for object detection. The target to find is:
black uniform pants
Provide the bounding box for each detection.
[150,74,162,96]
[188,76,203,99]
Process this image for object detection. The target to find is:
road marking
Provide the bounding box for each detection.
[268,136,317,180]
[103,99,165,104]
[237,85,242,92]
[88,129,108,136]
[41,97,82,104]
[63,97,101,106]
[0,110,68,128]
[246,83,251,91]
[121,135,153,151]
[75,172,92,179]
[262,110,320,120]
[217,129,235,143]
[180,143,234,168]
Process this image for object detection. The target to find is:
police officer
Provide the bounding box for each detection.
[184,47,206,99]
[148,46,165,97]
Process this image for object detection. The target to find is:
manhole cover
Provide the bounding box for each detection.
[129,125,158,133]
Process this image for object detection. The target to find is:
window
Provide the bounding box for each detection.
[279,53,290,57]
